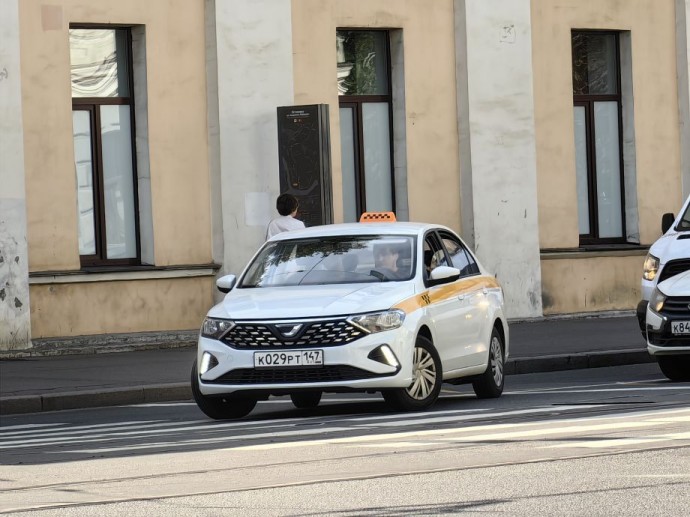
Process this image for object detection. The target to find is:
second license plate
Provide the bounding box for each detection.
[671,321,690,335]
[254,349,324,368]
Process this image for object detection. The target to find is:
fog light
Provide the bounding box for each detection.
[199,352,218,374]
[368,345,400,369]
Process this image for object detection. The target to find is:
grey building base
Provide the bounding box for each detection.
[0,330,199,359]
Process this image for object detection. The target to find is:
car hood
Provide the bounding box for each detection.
[208,282,418,320]
[658,269,690,296]
[650,231,690,264]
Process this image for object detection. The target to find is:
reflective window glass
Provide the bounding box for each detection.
[101,105,137,258]
[440,233,479,277]
[72,110,96,255]
[337,31,389,96]
[70,29,130,98]
[363,102,393,212]
[572,32,618,95]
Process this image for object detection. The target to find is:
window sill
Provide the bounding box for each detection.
[540,245,648,260]
[29,263,221,285]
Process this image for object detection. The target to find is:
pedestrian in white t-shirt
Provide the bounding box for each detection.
[266,193,306,240]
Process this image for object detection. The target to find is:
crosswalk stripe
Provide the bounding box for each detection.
[547,431,690,449]
[44,405,600,454]
[0,423,64,432]
[0,420,171,438]
[0,420,298,448]
[352,405,602,428]
[5,404,688,457]
[236,407,690,451]
[506,387,690,395]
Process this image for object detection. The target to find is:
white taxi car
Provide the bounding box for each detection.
[646,269,690,381]
[192,214,509,419]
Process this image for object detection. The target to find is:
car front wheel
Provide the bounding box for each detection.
[191,360,257,420]
[472,327,505,399]
[657,356,690,381]
[382,335,442,411]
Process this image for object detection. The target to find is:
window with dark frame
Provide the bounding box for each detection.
[70,27,140,267]
[336,29,395,222]
[572,31,626,245]
[438,231,480,277]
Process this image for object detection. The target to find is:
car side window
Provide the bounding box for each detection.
[423,233,446,279]
[439,232,479,277]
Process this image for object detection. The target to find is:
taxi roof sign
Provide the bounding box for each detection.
[359,211,397,223]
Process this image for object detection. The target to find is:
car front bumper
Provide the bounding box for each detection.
[196,327,417,396]
[646,308,690,356]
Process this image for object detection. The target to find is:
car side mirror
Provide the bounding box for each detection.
[661,213,675,234]
[428,266,461,286]
[216,274,236,293]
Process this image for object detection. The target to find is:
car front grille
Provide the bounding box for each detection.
[221,319,365,349]
[660,296,690,318]
[208,365,386,384]
[659,259,690,283]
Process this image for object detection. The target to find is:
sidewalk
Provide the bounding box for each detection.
[0,313,651,415]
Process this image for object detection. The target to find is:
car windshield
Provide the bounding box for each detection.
[239,235,416,287]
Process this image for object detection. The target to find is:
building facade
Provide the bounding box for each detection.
[1,0,689,351]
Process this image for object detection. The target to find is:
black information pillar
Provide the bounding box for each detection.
[276,104,333,227]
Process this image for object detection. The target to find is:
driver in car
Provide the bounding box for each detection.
[373,242,403,280]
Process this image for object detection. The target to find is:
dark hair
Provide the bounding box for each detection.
[276,193,299,216]
[373,242,400,256]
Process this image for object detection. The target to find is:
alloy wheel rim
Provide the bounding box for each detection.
[407,346,437,400]
[490,336,504,386]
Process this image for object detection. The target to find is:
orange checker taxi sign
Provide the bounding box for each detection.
[192,215,509,419]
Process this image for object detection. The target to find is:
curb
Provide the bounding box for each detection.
[504,349,653,375]
[0,350,654,416]
[0,383,192,416]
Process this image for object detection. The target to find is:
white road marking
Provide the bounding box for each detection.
[48,406,598,454]
[0,420,171,438]
[237,407,690,451]
[352,405,602,428]
[547,431,690,449]
[506,387,690,395]
[348,408,490,422]
[0,423,64,432]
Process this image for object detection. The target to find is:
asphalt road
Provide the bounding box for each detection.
[1,363,689,516]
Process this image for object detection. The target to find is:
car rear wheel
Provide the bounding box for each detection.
[382,335,442,411]
[191,360,257,419]
[472,327,505,399]
[290,392,322,408]
[657,356,690,381]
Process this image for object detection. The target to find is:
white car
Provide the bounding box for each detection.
[646,269,690,381]
[638,195,690,335]
[192,215,509,419]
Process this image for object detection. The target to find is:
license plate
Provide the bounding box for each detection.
[254,350,324,368]
[671,321,690,335]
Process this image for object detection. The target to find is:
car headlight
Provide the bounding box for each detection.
[201,317,235,339]
[643,254,660,281]
[348,310,405,334]
[649,288,666,313]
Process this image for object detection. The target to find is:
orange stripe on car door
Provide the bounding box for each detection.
[393,276,499,314]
